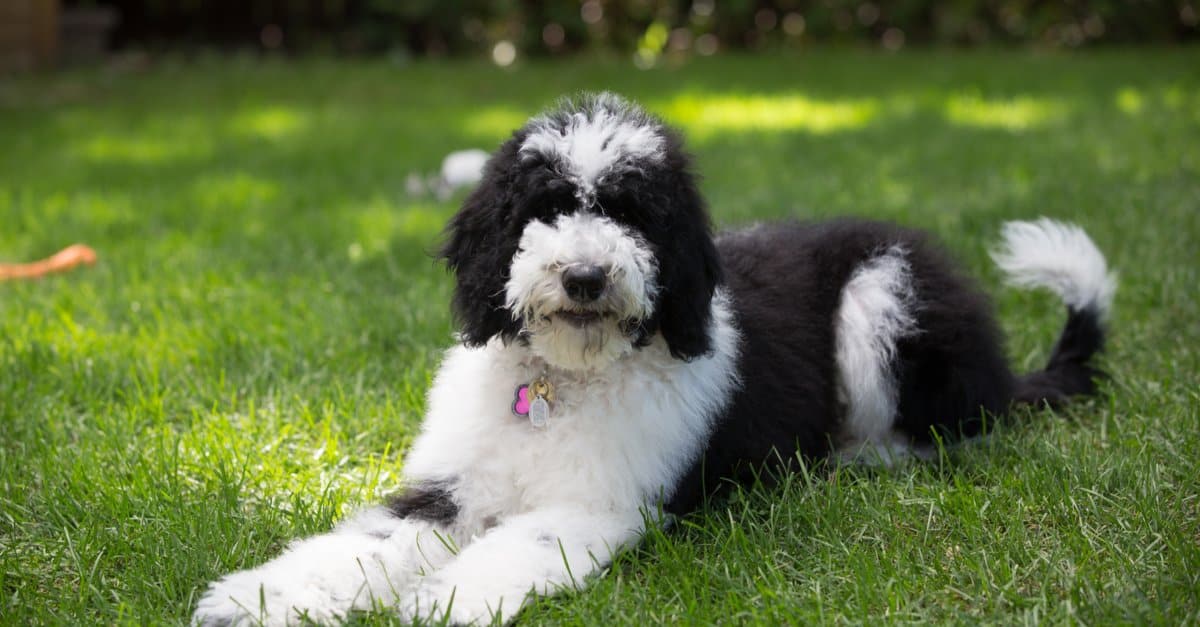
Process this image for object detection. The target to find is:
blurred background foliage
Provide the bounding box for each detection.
[83,1,1200,65]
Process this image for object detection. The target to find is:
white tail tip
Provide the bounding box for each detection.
[990,218,1116,317]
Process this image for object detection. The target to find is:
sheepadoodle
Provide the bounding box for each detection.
[194,93,1116,625]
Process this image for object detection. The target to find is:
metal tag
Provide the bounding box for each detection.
[529,396,550,428]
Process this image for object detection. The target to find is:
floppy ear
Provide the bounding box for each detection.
[647,148,723,361]
[439,141,524,346]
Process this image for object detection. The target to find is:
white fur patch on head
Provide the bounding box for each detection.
[834,247,919,463]
[519,93,665,206]
[505,211,658,371]
[990,218,1116,317]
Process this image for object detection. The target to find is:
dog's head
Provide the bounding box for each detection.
[440,93,721,371]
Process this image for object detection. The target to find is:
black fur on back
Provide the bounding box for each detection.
[667,218,1105,514]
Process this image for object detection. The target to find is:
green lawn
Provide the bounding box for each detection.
[1,49,1198,624]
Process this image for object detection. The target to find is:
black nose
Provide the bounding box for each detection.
[562,265,607,303]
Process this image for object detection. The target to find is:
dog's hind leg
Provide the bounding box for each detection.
[837,233,1020,452]
[832,247,924,465]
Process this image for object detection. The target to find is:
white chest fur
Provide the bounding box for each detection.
[402,295,741,524]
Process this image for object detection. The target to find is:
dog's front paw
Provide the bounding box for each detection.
[400,579,511,626]
[192,568,346,627]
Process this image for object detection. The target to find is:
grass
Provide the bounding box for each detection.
[1,49,1198,624]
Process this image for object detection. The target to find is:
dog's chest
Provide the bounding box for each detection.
[506,355,706,507]
[414,341,734,513]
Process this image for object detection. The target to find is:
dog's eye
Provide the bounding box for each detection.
[596,198,651,228]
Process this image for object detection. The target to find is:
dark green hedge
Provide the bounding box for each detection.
[92,1,1199,56]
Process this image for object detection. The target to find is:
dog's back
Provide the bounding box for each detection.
[667,218,1112,514]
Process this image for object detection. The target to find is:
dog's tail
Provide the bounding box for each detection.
[990,219,1117,407]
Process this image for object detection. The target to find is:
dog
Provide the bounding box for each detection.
[194,92,1115,625]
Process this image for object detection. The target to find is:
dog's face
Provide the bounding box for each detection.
[440,93,722,371]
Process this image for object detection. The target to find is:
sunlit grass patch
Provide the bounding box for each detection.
[1115,84,1200,119]
[943,93,1068,131]
[173,402,405,517]
[660,93,879,136]
[63,110,226,166]
[228,106,311,140]
[1115,87,1146,115]
[190,173,281,209]
[75,132,215,164]
[462,107,528,140]
[342,198,446,263]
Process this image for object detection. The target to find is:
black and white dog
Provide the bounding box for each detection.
[195,93,1115,625]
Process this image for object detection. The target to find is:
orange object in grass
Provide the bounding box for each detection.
[0,244,98,281]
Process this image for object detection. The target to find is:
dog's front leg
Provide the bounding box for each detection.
[401,506,643,625]
[193,507,455,626]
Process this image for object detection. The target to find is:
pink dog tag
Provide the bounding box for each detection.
[513,385,532,416]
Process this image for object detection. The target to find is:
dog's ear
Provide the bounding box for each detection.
[439,142,524,347]
[648,148,723,361]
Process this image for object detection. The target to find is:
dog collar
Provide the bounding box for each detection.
[513,375,555,428]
